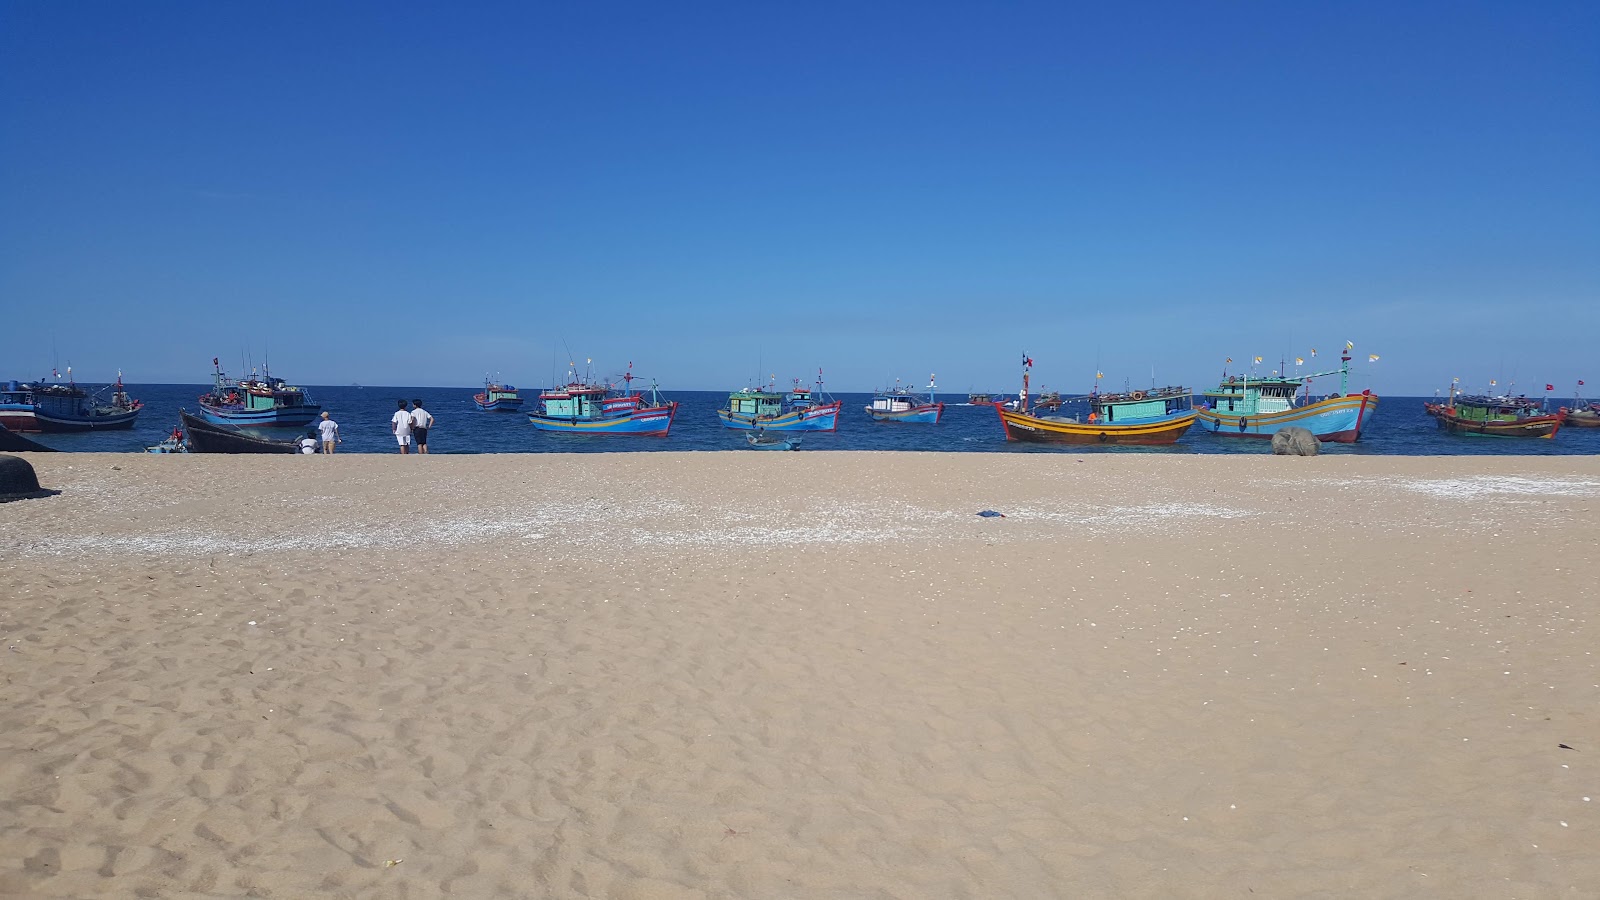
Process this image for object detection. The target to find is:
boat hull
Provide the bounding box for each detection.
[529,403,677,436]
[1566,409,1600,428]
[996,404,1196,445]
[473,398,525,412]
[180,411,300,454]
[1435,411,1564,438]
[718,401,842,432]
[1194,392,1378,443]
[0,423,55,452]
[197,402,321,429]
[0,410,38,432]
[33,407,141,432]
[865,402,944,424]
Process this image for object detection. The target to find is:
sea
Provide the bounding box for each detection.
[18,384,1600,456]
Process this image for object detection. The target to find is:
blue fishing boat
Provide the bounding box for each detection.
[528,363,678,435]
[0,370,143,433]
[1194,346,1378,443]
[473,377,525,412]
[718,370,842,431]
[865,375,945,424]
[197,358,321,429]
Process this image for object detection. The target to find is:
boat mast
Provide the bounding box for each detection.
[1020,353,1032,412]
[1340,342,1351,395]
[927,373,936,407]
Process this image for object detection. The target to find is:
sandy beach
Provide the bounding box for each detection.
[1,451,1597,898]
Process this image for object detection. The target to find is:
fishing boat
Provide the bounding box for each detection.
[527,362,677,435]
[145,424,189,454]
[865,375,944,424]
[0,423,55,452]
[180,410,300,453]
[1563,382,1599,427]
[993,356,1197,445]
[197,358,321,429]
[1432,392,1566,438]
[1033,390,1063,411]
[473,377,525,412]
[1194,347,1378,442]
[0,372,143,432]
[967,391,993,405]
[718,370,842,431]
[745,431,802,450]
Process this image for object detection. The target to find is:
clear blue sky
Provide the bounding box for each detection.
[2,1,1596,395]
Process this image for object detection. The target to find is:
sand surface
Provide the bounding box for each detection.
[2,451,1597,898]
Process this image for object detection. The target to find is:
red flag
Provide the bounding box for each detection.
[1546,384,1554,391]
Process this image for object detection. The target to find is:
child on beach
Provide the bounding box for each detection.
[317,411,340,454]
[391,400,413,454]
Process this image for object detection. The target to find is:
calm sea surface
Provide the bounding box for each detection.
[19,384,1600,456]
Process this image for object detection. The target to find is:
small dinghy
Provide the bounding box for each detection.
[745,431,801,451]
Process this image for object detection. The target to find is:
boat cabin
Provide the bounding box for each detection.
[1203,377,1301,416]
[540,385,608,418]
[1089,386,1191,422]
[1449,395,1544,423]
[728,390,786,418]
[483,384,520,402]
[869,391,925,413]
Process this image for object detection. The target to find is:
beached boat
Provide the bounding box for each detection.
[0,374,143,433]
[994,357,1195,445]
[528,364,677,435]
[0,422,56,452]
[745,431,802,450]
[180,410,301,453]
[1432,394,1566,438]
[1194,348,1377,442]
[719,370,842,431]
[473,377,525,412]
[197,359,321,429]
[865,376,944,424]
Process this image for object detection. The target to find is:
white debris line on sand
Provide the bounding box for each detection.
[1382,476,1600,500]
[1006,503,1256,530]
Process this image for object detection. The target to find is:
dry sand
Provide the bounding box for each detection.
[1,451,1597,898]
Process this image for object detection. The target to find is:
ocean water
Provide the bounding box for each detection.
[17,384,1600,456]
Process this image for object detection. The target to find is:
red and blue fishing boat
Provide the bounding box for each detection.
[718,369,842,431]
[197,358,321,429]
[865,375,945,424]
[528,362,678,435]
[473,377,525,412]
[0,370,143,432]
[1194,345,1378,443]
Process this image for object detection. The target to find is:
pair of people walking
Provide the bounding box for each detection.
[391,399,434,454]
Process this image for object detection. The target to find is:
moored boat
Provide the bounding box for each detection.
[197,358,320,429]
[967,391,993,405]
[718,369,842,431]
[0,422,56,452]
[0,372,143,432]
[745,431,802,450]
[1194,346,1377,442]
[1565,382,1599,427]
[865,376,944,424]
[146,424,189,454]
[527,362,677,435]
[1432,393,1566,438]
[180,410,300,453]
[473,377,525,412]
[994,356,1195,445]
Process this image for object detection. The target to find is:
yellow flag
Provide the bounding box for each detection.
[1368,354,1380,362]
[1253,356,1262,364]
[1295,357,1304,366]
[1095,371,1103,379]
[1225,357,1232,364]
[1311,348,1317,357]
[1345,340,1354,351]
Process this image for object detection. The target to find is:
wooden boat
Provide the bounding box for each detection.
[967,391,993,405]
[1432,394,1565,438]
[528,362,677,435]
[180,410,300,453]
[473,377,525,412]
[1567,406,1600,428]
[993,356,1196,445]
[866,376,944,424]
[718,370,842,431]
[145,423,189,453]
[0,374,142,432]
[0,423,56,452]
[1032,390,1063,411]
[1194,347,1377,442]
[745,431,802,450]
[197,358,320,429]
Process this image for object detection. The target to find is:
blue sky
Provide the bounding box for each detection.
[2,1,1595,395]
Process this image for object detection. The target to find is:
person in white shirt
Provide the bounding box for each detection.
[298,432,318,454]
[317,411,340,454]
[391,399,413,454]
[410,398,434,454]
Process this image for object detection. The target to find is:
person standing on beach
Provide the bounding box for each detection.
[410,398,434,454]
[317,411,340,454]
[391,399,413,454]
